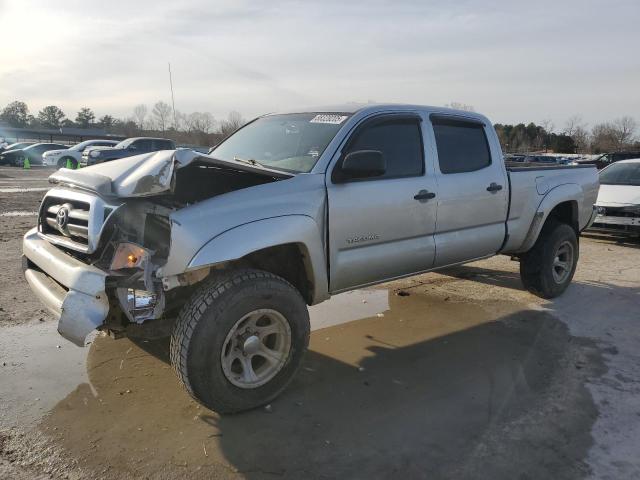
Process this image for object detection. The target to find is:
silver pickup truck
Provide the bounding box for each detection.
[22,104,599,413]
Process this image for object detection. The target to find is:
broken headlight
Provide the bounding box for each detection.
[110,243,149,270]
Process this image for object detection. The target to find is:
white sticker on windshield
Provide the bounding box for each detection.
[310,114,348,125]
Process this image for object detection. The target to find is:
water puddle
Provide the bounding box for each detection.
[0,211,38,217]
[0,321,87,429]
[0,187,48,193]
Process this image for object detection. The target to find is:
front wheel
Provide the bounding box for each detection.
[519,219,578,298]
[170,269,310,413]
[57,157,77,169]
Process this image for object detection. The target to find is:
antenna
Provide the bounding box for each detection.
[168,62,177,129]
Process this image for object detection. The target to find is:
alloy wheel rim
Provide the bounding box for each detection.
[552,241,574,284]
[220,309,291,389]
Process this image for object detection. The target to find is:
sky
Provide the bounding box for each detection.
[0,0,638,129]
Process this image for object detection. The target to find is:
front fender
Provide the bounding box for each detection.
[187,215,329,304]
[519,183,583,253]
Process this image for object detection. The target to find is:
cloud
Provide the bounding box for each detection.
[0,0,638,127]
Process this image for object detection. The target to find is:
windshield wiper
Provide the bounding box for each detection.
[233,156,265,168]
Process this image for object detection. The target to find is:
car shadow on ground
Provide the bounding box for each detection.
[582,232,640,250]
[36,285,611,480]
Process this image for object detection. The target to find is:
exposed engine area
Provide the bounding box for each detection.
[41,153,288,338]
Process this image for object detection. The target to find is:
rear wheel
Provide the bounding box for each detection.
[170,269,310,413]
[520,218,578,298]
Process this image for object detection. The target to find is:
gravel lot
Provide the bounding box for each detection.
[0,166,638,479]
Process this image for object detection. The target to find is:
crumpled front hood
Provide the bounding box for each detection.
[48,149,292,198]
[596,184,640,206]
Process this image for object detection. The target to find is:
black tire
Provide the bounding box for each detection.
[58,157,77,169]
[170,269,310,413]
[520,218,578,298]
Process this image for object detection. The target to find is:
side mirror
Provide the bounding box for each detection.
[338,150,385,181]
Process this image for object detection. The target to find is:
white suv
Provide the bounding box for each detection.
[42,139,119,168]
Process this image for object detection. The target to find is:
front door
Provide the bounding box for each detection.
[326,114,438,292]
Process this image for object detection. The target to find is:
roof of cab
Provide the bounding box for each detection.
[270,103,489,123]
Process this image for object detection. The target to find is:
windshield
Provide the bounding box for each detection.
[599,162,640,186]
[115,139,134,149]
[210,113,351,173]
[70,140,95,151]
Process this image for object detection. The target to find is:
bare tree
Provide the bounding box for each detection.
[564,115,584,137]
[133,104,148,130]
[187,112,215,133]
[218,111,245,137]
[540,118,555,134]
[152,101,172,132]
[564,115,589,153]
[611,116,637,147]
[591,123,617,152]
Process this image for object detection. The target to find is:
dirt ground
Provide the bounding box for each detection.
[0,166,639,479]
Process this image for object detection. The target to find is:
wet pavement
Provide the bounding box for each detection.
[0,288,605,479]
[0,166,639,479]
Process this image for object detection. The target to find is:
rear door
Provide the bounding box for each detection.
[326,114,438,292]
[429,115,508,267]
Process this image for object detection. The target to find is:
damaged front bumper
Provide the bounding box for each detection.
[22,227,109,346]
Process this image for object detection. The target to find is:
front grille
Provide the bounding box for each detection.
[41,196,91,246]
[38,188,121,254]
[598,207,639,218]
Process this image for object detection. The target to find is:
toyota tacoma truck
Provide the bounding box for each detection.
[22,104,599,413]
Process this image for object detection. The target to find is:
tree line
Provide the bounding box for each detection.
[0,100,245,147]
[495,115,638,154]
[1,99,638,153]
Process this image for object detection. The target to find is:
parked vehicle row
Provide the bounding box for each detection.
[43,140,119,168]
[81,137,176,166]
[0,143,68,166]
[0,136,177,167]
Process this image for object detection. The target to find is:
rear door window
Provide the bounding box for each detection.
[432,118,491,174]
[134,140,154,152]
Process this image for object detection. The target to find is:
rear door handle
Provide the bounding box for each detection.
[486,182,503,192]
[414,190,436,201]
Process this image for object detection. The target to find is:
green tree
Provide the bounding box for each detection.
[98,115,116,131]
[0,100,30,127]
[37,105,66,129]
[75,107,95,127]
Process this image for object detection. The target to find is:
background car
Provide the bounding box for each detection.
[591,158,640,236]
[42,139,119,168]
[0,143,68,166]
[82,137,176,166]
[0,142,36,164]
[579,151,640,169]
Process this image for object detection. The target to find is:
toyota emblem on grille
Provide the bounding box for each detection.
[56,206,70,232]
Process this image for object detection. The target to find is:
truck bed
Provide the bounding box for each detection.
[506,162,597,172]
[500,163,599,254]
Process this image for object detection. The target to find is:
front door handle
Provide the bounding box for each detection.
[486,182,503,192]
[414,190,436,201]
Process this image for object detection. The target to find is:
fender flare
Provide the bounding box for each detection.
[519,183,582,253]
[187,215,329,303]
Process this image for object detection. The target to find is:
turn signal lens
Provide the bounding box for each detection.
[110,243,148,270]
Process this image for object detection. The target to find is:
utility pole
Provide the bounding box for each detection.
[168,62,177,129]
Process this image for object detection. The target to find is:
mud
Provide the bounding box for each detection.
[0,166,639,479]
